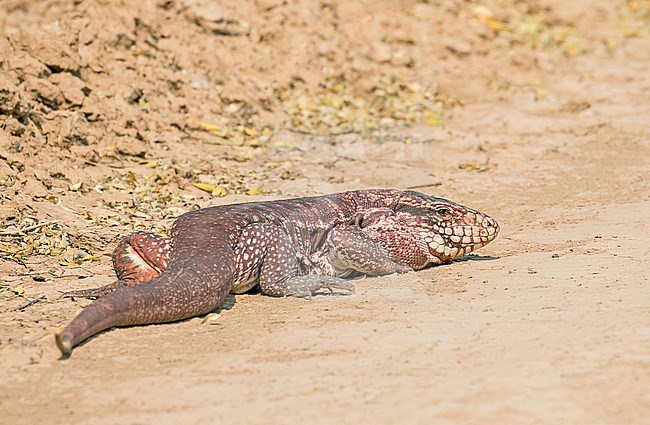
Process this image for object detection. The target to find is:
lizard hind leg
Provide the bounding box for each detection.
[62,232,171,299]
[113,232,171,283]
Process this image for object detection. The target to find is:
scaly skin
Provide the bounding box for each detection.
[56,189,499,355]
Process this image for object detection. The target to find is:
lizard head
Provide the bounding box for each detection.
[361,190,499,269]
[392,191,500,265]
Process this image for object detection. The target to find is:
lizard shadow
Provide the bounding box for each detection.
[57,253,497,359]
[452,253,500,263]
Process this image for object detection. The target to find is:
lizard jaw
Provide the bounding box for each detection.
[426,214,500,262]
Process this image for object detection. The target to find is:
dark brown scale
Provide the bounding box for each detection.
[56,189,499,355]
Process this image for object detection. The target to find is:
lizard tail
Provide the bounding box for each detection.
[56,256,233,355]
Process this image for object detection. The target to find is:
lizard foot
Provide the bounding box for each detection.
[265,276,355,298]
[314,276,355,296]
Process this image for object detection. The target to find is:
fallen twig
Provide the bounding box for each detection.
[286,127,356,136]
[13,295,46,312]
[17,270,92,279]
[407,182,442,189]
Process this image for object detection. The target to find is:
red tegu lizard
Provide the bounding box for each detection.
[56,189,499,355]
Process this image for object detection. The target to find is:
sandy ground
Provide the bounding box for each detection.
[1,1,649,424]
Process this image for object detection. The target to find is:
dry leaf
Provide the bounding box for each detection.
[247,188,266,196]
[193,182,227,197]
[59,250,101,267]
[193,182,217,192]
[200,122,222,132]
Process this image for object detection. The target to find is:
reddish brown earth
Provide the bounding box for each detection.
[1,1,649,424]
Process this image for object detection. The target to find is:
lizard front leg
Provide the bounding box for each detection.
[62,232,171,298]
[234,223,354,298]
[326,225,412,276]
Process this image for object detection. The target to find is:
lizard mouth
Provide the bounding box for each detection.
[426,215,500,261]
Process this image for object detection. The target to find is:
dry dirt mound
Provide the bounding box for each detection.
[1,0,639,261]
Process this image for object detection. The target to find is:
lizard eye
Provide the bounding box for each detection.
[435,207,452,216]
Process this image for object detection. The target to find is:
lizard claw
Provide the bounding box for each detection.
[317,278,355,295]
[274,276,355,298]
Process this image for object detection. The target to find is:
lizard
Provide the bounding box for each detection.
[55,189,499,355]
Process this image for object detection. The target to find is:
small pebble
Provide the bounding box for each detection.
[202,313,221,324]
